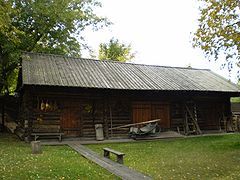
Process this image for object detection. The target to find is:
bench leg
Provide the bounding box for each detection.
[59,135,61,142]
[104,150,110,158]
[117,155,123,164]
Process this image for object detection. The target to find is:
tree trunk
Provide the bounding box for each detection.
[1,97,5,132]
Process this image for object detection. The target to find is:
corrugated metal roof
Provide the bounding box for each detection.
[21,52,240,93]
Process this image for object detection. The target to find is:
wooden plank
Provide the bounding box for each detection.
[68,142,152,180]
[109,119,160,130]
[103,148,125,156]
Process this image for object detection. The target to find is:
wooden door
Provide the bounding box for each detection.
[199,102,222,130]
[61,101,82,136]
[132,102,151,124]
[132,102,170,129]
[151,103,170,128]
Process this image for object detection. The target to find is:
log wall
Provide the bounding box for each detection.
[21,86,233,138]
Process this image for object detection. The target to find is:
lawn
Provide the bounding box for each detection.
[0,133,115,180]
[88,134,240,179]
[1,133,240,180]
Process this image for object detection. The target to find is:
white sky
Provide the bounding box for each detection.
[82,0,237,83]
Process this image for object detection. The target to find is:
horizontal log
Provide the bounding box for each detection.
[110,116,130,118]
[83,118,103,121]
[110,127,129,130]
[83,118,131,122]
[82,118,103,121]
[35,116,60,119]
[82,126,95,129]
[33,112,61,115]
[82,132,95,136]
[82,128,94,132]
[111,119,131,122]
[33,124,60,129]
[110,123,132,126]
[83,122,103,125]
[32,120,60,125]
[33,117,60,121]
[32,128,60,133]
[110,121,132,124]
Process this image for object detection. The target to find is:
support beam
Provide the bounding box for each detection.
[103,99,109,139]
[109,103,113,137]
[109,119,161,130]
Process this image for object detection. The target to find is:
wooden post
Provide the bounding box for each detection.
[103,99,109,139]
[31,141,42,154]
[23,89,33,141]
[103,149,110,158]
[109,103,113,137]
[184,111,189,135]
[117,155,124,164]
[80,106,83,137]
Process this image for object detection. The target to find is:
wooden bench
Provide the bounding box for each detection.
[31,132,64,141]
[103,148,125,164]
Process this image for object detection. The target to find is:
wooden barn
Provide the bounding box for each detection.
[18,52,240,140]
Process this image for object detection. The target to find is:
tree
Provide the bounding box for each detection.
[0,0,110,94]
[193,0,240,72]
[98,38,135,62]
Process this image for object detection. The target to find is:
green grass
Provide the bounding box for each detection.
[88,134,240,179]
[231,97,240,103]
[0,133,115,180]
[1,133,240,179]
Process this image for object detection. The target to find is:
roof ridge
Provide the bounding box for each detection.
[22,52,211,71]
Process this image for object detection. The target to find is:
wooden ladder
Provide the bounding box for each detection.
[218,113,227,132]
[184,103,202,135]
